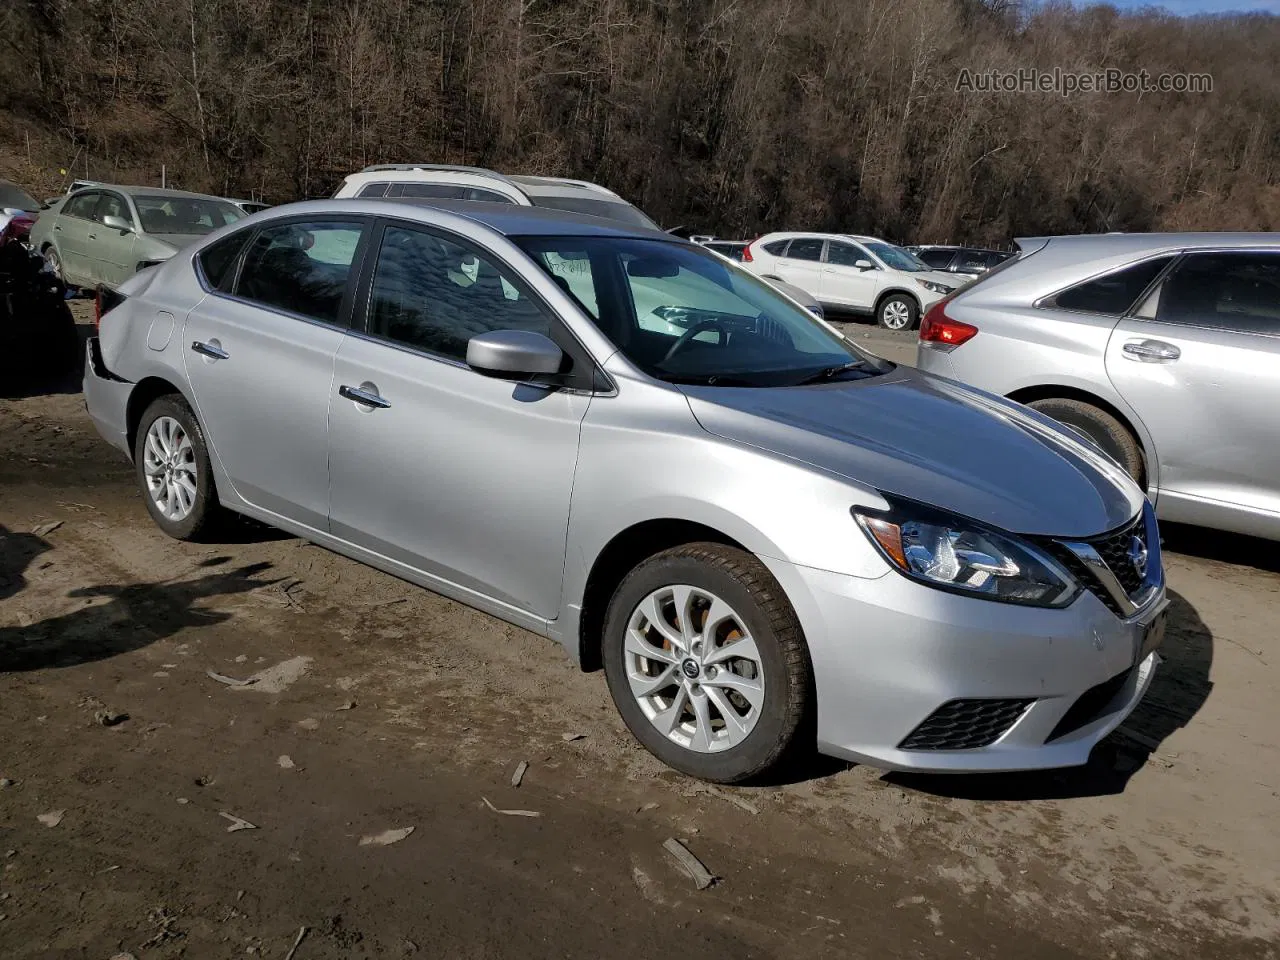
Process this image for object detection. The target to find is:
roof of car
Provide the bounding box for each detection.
[761,231,885,244]
[67,184,238,202]
[373,198,674,240]
[1017,232,1280,253]
[351,165,624,201]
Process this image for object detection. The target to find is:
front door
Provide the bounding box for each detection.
[91,190,139,288]
[327,221,588,619]
[1107,250,1280,534]
[821,240,883,310]
[771,237,825,300]
[54,191,100,286]
[183,217,369,531]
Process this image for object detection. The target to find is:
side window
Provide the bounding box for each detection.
[917,249,956,270]
[955,250,989,273]
[398,183,466,199]
[761,239,790,256]
[1157,252,1280,335]
[984,251,1011,269]
[95,193,132,226]
[64,192,99,219]
[198,231,252,291]
[357,182,391,198]
[535,247,600,317]
[234,221,365,325]
[825,241,866,267]
[368,224,552,361]
[786,238,824,262]
[1052,257,1173,315]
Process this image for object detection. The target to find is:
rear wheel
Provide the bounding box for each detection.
[877,293,918,330]
[602,543,813,783]
[43,247,64,283]
[133,395,224,540]
[1028,397,1145,486]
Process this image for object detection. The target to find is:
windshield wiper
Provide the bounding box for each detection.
[794,360,873,386]
[661,374,760,387]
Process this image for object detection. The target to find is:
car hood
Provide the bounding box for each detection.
[143,234,201,251]
[679,367,1142,538]
[916,270,961,288]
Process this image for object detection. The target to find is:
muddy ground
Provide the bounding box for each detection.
[1,310,1277,959]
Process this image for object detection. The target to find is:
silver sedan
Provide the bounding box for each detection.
[84,200,1165,782]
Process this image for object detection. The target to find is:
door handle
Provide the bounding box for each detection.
[54,224,62,231]
[1122,339,1180,363]
[190,340,230,360]
[88,233,97,240]
[339,384,391,409]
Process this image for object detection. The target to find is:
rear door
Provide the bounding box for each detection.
[772,237,825,298]
[821,239,882,309]
[326,220,589,618]
[183,217,370,531]
[1106,250,1280,533]
[54,191,100,286]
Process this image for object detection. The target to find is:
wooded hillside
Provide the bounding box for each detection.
[3,0,1278,243]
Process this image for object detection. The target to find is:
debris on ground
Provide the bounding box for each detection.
[278,755,296,769]
[30,520,64,537]
[94,709,129,727]
[481,796,542,818]
[195,775,214,787]
[238,657,313,694]
[662,838,716,890]
[511,761,529,787]
[335,700,357,711]
[359,826,415,847]
[283,925,308,960]
[176,797,190,805]
[0,778,15,788]
[37,809,65,828]
[219,812,257,833]
[297,718,320,730]
[560,732,586,742]
[207,670,256,688]
[108,953,138,960]
[703,786,759,815]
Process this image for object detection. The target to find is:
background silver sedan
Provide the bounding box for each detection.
[918,233,1280,542]
[83,200,1160,782]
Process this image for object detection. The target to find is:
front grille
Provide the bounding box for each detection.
[1043,511,1148,617]
[1045,668,1133,742]
[899,698,1034,751]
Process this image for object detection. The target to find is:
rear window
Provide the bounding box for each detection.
[527,195,659,230]
[916,249,956,269]
[1052,257,1174,315]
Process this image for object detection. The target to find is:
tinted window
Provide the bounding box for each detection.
[199,231,251,291]
[786,238,824,261]
[1054,257,1173,314]
[984,251,1012,269]
[357,182,391,198]
[64,192,99,219]
[368,224,551,360]
[234,221,364,325]
[761,240,790,256]
[917,249,956,269]
[826,241,867,267]
[864,241,924,272]
[527,195,659,230]
[955,250,991,273]
[0,181,38,210]
[135,195,244,235]
[704,242,746,261]
[1157,252,1280,335]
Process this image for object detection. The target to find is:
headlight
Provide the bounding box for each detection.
[918,279,952,295]
[854,498,1079,607]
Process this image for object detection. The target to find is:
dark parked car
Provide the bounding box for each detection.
[908,245,1011,280]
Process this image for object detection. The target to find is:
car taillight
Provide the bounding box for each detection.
[919,296,977,346]
[95,286,127,329]
[742,238,758,262]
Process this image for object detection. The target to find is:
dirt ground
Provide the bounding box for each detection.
[1,310,1277,959]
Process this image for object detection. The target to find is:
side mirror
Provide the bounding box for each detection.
[466,330,564,379]
[855,259,874,271]
[102,215,134,233]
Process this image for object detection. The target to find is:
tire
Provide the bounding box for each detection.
[876,293,919,330]
[133,395,223,540]
[1028,397,1145,486]
[602,543,813,783]
[43,246,64,283]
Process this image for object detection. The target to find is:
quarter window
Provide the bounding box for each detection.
[786,238,824,262]
[1157,252,1280,335]
[357,182,391,198]
[368,224,551,361]
[234,221,364,325]
[1053,257,1173,315]
[761,240,790,256]
[198,231,251,291]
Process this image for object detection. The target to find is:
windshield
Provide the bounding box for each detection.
[134,195,245,235]
[516,236,888,387]
[526,195,660,231]
[863,240,928,272]
[0,182,38,211]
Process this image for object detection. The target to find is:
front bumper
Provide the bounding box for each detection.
[82,337,134,458]
[765,555,1164,773]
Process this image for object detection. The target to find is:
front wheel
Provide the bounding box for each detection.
[877,294,919,330]
[602,543,813,783]
[133,395,223,540]
[43,247,64,283]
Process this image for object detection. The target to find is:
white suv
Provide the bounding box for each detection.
[333,164,659,231]
[741,232,960,329]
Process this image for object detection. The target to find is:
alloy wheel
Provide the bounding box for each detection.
[143,416,198,521]
[881,299,911,329]
[624,584,765,753]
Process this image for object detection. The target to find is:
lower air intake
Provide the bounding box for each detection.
[899,698,1034,751]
